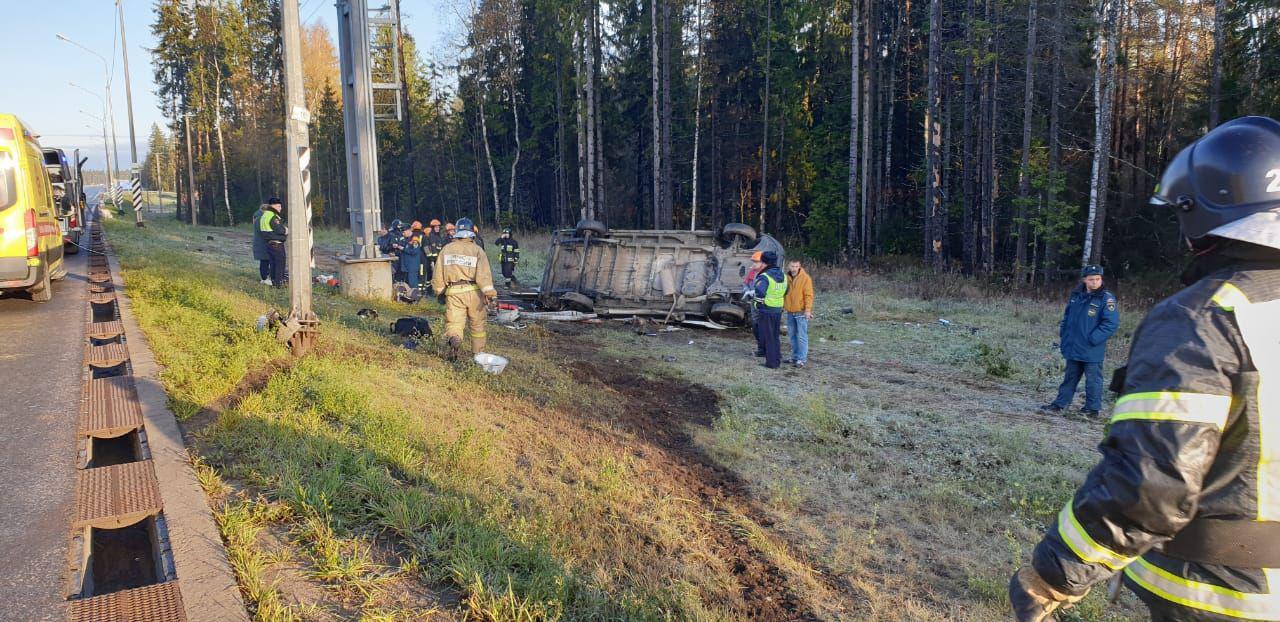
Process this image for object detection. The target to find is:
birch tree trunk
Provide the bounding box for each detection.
[1084,0,1118,265]
[925,0,944,270]
[213,70,233,226]
[478,87,502,225]
[1015,0,1039,282]
[690,0,704,230]
[847,0,861,254]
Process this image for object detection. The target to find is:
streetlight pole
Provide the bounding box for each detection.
[78,110,113,207]
[57,35,124,217]
[279,0,319,355]
[115,0,143,225]
[72,82,118,208]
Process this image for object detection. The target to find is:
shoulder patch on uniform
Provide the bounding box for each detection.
[443,254,479,268]
[1107,300,1116,312]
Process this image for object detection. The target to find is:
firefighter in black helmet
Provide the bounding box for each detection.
[1010,115,1280,621]
[498,228,520,288]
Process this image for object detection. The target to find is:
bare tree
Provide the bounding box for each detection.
[690,0,704,230]
[1084,0,1119,264]
[925,0,944,270]
[759,0,773,233]
[1015,0,1039,281]
[1209,0,1225,128]
[847,0,861,254]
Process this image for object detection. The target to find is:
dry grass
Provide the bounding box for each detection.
[107,218,1148,621]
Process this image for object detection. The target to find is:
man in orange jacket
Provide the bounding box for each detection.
[783,258,814,367]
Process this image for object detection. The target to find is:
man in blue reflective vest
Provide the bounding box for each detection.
[750,251,788,369]
[1040,264,1119,419]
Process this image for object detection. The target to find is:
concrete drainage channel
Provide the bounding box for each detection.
[65,218,247,622]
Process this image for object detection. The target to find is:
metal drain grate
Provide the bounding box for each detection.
[68,580,185,622]
[87,320,124,339]
[89,293,116,305]
[74,460,163,529]
[80,377,143,439]
[89,283,114,294]
[86,342,130,368]
[88,273,112,284]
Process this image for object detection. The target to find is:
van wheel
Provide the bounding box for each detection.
[29,266,52,303]
[708,302,746,326]
[720,223,757,245]
[560,292,595,312]
[574,219,608,238]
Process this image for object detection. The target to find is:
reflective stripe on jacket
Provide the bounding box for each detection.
[1032,249,1280,620]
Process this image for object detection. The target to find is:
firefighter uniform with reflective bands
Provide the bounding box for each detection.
[1013,116,1280,622]
[1029,253,1280,621]
[431,236,496,354]
[498,235,520,285]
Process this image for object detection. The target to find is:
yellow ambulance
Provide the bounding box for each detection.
[0,114,65,302]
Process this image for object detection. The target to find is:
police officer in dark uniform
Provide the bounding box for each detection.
[1041,265,1120,419]
[1010,115,1280,621]
[498,228,520,287]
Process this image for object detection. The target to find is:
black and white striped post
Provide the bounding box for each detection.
[130,173,143,214]
[279,0,319,355]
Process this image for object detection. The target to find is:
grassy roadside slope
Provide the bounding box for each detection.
[105,216,1146,621]
[104,218,828,620]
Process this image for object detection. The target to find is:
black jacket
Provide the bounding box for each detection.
[499,237,520,263]
[1032,243,1280,619]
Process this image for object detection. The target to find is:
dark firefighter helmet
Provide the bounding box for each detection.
[1152,115,1280,249]
[389,219,404,231]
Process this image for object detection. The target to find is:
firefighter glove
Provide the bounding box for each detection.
[1008,566,1084,622]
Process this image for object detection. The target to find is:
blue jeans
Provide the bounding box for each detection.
[1053,359,1103,411]
[786,312,809,362]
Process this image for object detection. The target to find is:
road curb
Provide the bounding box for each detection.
[105,236,249,622]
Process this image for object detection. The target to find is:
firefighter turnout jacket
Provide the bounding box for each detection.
[499,237,520,265]
[431,238,496,299]
[1032,244,1280,620]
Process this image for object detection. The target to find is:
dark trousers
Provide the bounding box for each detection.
[1053,359,1103,411]
[267,241,286,288]
[501,261,516,281]
[258,259,270,280]
[757,310,782,368]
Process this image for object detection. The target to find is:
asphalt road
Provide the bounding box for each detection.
[0,205,92,620]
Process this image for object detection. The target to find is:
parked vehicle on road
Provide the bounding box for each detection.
[0,114,66,302]
[41,147,84,253]
[537,220,784,326]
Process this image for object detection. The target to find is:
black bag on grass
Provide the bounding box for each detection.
[392,316,433,338]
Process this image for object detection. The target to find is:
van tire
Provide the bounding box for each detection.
[29,265,52,303]
[574,219,608,238]
[708,302,746,326]
[720,223,757,245]
[560,292,595,312]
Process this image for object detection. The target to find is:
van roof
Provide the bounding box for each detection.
[0,113,37,144]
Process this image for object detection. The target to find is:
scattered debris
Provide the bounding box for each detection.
[520,310,598,321]
[206,235,215,241]
[254,309,281,332]
[402,338,419,350]
[841,308,855,315]
[495,308,521,324]
[474,353,509,374]
[356,308,378,320]
[849,340,865,345]
[661,355,678,363]
[938,318,952,327]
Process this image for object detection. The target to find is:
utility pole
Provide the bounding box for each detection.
[279,0,319,355]
[115,0,143,226]
[334,0,398,298]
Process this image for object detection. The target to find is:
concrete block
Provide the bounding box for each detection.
[338,256,394,301]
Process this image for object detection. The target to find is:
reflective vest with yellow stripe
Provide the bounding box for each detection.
[761,272,788,309]
[1031,256,1280,620]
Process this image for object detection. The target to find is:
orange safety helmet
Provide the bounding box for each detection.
[429,219,441,227]
[411,220,422,230]
[751,251,764,262]
[445,222,456,231]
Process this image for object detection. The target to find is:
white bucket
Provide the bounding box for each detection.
[473,353,509,374]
